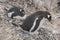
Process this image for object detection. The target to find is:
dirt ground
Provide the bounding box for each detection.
[0,0,60,40]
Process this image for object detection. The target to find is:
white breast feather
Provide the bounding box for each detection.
[8,11,14,17]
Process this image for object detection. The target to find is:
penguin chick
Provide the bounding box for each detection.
[6,7,27,19]
[12,11,52,33]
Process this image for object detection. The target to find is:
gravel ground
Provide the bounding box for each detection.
[0,0,60,40]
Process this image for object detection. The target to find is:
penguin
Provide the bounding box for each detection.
[12,11,52,33]
[5,7,27,20]
[57,2,60,7]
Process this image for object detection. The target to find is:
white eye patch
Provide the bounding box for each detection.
[8,11,14,17]
[20,9,23,12]
[47,15,51,18]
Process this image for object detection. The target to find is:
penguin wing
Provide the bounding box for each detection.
[30,16,43,32]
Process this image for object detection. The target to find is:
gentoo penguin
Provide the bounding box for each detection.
[6,7,27,20]
[12,11,52,33]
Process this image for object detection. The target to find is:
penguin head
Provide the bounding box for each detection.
[19,8,25,17]
[44,12,52,21]
[7,7,25,18]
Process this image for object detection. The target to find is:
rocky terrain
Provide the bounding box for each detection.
[0,0,60,40]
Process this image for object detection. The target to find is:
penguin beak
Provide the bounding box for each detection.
[48,17,51,21]
[48,17,52,24]
[48,19,51,21]
[48,18,52,24]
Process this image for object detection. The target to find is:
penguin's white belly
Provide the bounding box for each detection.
[13,15,28,20]
[8,11,14,17]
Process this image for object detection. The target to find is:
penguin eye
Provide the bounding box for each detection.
[47,15,51,18]
[20,9,23,12]
[47,15,51,21]
[20,9,24,12]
